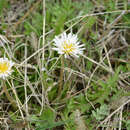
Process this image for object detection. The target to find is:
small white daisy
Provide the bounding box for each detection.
[0,57,14,79]
[53,32,85,58]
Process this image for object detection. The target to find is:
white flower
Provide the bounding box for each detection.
[0,58,14,79]
[53,32,85,58]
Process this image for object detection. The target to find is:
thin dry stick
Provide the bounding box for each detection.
[103,43,112,69]
[107,10,126,28]
[85,51,112,109]
[0,35,13,59]
[24,45,29,116]
[48,55,62,73]
[102,11,126,70]
[7,79,25,120]
[42,0,46,61]
[64,10,130,34]
[81,54,113,73]
[64,67,90,80]
[66,10,130,25]
[0,38,11,59]
[9,94,33,120]
[82,52,129,88]
[15,67,42,106]
[96,99,130,129]
[2,80,17,109]
[40,0,46,115]
[119,107,123,130]
[20,46,44,66]
[87,50,112,88]
[19,38,54,66]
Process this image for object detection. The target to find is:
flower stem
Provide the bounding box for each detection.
[58,55,64,97]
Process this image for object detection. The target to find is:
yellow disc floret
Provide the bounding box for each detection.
[63,41,75,54]
[0,58,14,79]
[0,62,9,73]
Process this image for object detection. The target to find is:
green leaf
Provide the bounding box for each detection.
[36,121,65,130]
[107,65,121,88]
[0,0,8,15]
[92,104,109,121]
[40,108,55,122]
[125,120,130,130]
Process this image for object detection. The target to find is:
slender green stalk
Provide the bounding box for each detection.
[58,55,64,96]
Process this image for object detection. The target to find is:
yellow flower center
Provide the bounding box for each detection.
[0,62,9,73]
[63,41,75,54]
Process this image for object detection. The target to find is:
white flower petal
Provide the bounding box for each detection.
[53,32,85,58]
[0,57,14,79]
